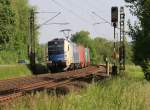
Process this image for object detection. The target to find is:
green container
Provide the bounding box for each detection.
[85,48,89,64]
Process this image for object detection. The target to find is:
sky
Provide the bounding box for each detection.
[29,0,136,44]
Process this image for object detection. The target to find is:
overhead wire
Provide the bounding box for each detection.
[50,0,97,37]
[89,13,100,36]
[50,0,111,28]
[82,0,111,25]
[44,22,70,25]
[64,0,106,25]
[58,0,105,36]
[83,0,124,31]
[79,0,113,37]
[86,0,129,34]
[81,0,112,27]
[92,12,111,25]
[36,12,61,29]
[92,11,129,34]
[64,0,103,26]
[57,0,115,37]
[63,0,93,14]
[52,0,73,36]
[35,11,59,14]
[83,0,110,22]
[51,0,92,25]
[49,0,129,37]
[61,0,98,35]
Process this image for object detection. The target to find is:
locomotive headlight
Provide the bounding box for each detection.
[65,55,67,59]
[54,42,58,44]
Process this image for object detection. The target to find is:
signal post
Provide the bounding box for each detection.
[29,9,36,73]
[119,7,125,74]
[111,7,126,75]
[111,7,118,75]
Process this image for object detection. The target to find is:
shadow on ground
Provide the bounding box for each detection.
[27,64,48,75]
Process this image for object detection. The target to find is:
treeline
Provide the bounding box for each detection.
[0,0,38,64]
[71,31,133,64]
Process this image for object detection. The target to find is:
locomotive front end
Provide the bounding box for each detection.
[47,39,67,71]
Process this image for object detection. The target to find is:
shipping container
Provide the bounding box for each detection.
[72,43,80,64]
[88,48,90,65]
[85,48,89,66]
[78,45,86,68]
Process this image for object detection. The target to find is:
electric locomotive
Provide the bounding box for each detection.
[47,38,73,71]
[47,38,90,72]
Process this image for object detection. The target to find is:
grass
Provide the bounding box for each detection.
[1,65,150,110]
[125,65,144,79]
[0,65,32,80]
[0,51,18,64]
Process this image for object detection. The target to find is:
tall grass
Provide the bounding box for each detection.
[1,65,150,110]
[125,65,144,79]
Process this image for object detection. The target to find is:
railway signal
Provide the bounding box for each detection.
[111,6,126,75]
[111,7,118,26]
[111,6,119,75]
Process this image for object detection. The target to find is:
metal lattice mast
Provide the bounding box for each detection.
[119,7,125,71]
[29,9,36,72]
[29,10,62,72]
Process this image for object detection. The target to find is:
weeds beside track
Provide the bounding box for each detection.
[0,65,108,103]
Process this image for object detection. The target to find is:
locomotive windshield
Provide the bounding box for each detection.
[48,40,64,55]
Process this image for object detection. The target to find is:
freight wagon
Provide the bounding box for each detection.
[47,38,90,72]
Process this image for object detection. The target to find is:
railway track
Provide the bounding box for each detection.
[0,65,109,103]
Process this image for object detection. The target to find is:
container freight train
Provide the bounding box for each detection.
[47,38,90,72]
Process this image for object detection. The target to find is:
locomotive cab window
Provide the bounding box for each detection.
[48,40,64,55]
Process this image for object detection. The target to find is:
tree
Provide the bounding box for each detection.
[0,0,15,49]
[93,37,113,63]
[11,0,32,59]
[71,31,91,47]
[125,0,150,73]
[0,0,39,64]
